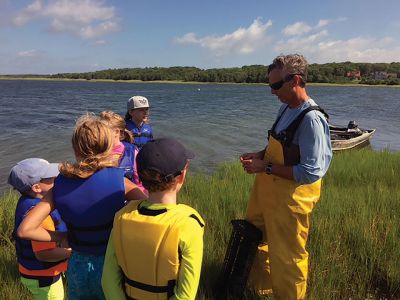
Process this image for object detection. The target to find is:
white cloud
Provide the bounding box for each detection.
[175,18,273,56]
[316,19,330,28]
[283,22,312,36]
[17,49,39,57]
[13,0,119,39]
[276,17,400,63]
[13,0,42,26]
[275,31,400,63]
[283,19,334,37]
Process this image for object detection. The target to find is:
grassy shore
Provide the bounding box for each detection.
[1,149,399,299]
[1,76,400,88]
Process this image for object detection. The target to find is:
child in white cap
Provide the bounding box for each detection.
[125,95,154,149]
[9,158,70,300]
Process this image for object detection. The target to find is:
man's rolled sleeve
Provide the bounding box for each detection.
[293,112,332,184]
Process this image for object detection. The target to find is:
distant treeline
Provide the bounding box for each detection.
[6,62,400,85]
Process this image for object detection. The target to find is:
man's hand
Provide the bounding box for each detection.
[240,151,263,161]
[240,157,266,174]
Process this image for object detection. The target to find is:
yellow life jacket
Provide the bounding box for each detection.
[113,200,204,300]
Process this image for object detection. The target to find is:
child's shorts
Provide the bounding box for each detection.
[67,251,105,300]
[20,274,64,300]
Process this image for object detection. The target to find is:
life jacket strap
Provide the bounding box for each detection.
[66,220,113,232]
[66,220,114,246]
[133,132,152,138]
[16,239,67,267]
[68,232,109,246]
[138,205,167,216]
[18,251,67,264]
[189,214,205,227]
[123,273,176,298]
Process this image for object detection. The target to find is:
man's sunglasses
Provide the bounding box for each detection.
[269,74,297,90]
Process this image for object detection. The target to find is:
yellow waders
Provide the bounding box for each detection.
[246,136,321,300]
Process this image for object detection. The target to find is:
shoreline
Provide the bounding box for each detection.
[1,76,400,88]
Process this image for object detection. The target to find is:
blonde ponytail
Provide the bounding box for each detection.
[60,114,115,179]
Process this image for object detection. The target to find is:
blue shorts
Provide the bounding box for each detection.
[67,251,105,300]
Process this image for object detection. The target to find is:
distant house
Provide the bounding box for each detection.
[372,71,388,80]
[346,70,361,79]
[387,72,398,79]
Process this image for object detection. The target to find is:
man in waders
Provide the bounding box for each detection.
[240,54,332,299]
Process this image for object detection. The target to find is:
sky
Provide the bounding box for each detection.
[1,0,400,74]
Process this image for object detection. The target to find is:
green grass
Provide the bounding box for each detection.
[1,149,399,299]
[0,191,32,300]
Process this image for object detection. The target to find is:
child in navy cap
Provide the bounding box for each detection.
[102,138,205,300]
[9,158,70,300]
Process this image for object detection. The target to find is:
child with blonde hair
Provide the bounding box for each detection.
[99,111,146,194]
[18,114,147,300]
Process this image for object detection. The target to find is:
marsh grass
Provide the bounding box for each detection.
[0,191,31,300]
[1,150,399,299]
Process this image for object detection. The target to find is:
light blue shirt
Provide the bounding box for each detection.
[273,99,332,184]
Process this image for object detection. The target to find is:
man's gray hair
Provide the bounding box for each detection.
[268,54,308,85]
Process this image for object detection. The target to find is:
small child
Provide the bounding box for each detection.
[102,138,205,300]
[99,110,146,194]
[125,95,154,149]
[17,115,147,300]
[9,158,71,300]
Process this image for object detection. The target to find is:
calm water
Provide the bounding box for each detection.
[1,80,399,192]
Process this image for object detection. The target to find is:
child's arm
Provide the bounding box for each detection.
[171,218,204,300]
[35,247,72,262]
[124,178,147,200]
[17,189,64,242]
[32,215,72,262]
[102,232,126,300]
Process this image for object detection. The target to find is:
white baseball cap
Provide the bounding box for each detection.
[127,96,150,111]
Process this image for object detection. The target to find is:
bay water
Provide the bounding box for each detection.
[1,80,399,193]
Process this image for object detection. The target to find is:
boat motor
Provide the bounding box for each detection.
[347,120,357,129]
[215,219,262,298]
[347,120,362,134]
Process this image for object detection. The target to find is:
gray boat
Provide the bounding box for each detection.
[330,121,376,151]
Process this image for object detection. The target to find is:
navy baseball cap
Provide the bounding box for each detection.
[137,138,194,181]
[8,158,59,193]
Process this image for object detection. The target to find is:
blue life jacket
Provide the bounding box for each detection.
[53,168,125,256]
[118,141,137,183]
[126,120,153,149]
[13,196,67,271]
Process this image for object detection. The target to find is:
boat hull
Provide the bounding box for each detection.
[330,126,376,151]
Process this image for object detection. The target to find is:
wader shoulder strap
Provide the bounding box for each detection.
[274,105,329,146]
[284,105,328,145]
[268,105,329,142]
[268,105,289,139]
